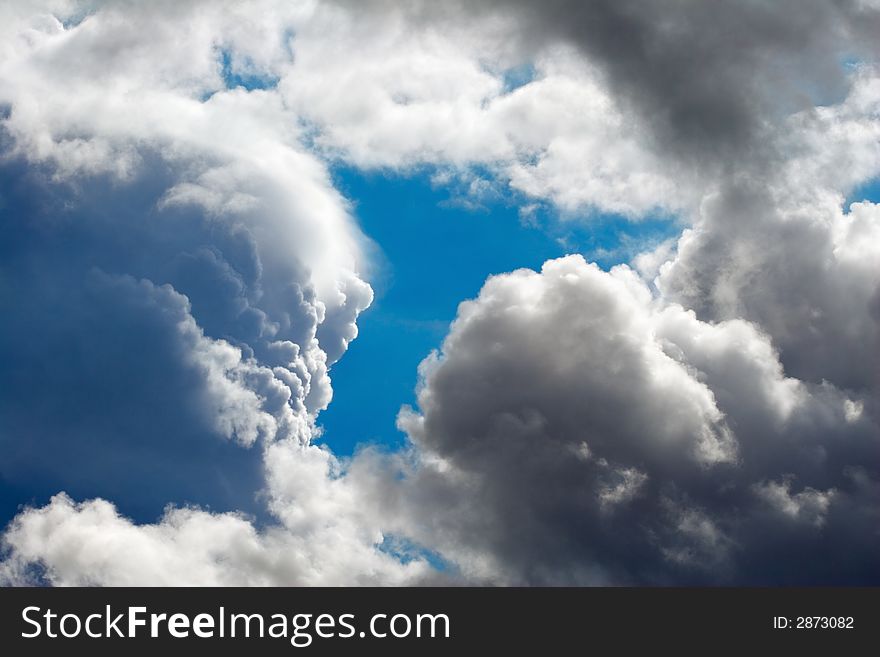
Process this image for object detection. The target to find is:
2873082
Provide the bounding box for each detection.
[773,616,854,629]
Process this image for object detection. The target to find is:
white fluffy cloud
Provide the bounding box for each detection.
[1,441,432,586]
[281,18,686,215]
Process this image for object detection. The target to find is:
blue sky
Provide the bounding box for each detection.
[848,178,880,206]
[218,37,684,459]
[318,167,679,456]
[0,156,676,529]
[221,55,681,455]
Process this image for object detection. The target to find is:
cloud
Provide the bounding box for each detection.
[354,0,880,170]
[649,70,880,396]
[1,442,431,586]
[383,256,879,584]
[274,9,689,216]
[374,58,880,581]
[659,189,880,394]
[0,0,446,587]
[0,1,373,545]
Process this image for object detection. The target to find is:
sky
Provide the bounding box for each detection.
[0,0,879,586]
[319,167,677,455]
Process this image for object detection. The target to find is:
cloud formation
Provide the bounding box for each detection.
[0,0,878,586]
[348,0,880,168]
[1,443,433,586]
[385,255,878,584]
[0,0,377,554]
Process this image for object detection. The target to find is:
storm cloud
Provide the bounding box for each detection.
[384,255,879,584]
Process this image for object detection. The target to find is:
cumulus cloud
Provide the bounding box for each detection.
[351,0,880,169]
[374,54,880,580]
[0,0,379,561]
[382,256,879,584]
[0,442,433,586]
[280,20,685,215]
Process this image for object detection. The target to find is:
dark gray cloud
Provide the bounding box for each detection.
[358,0,880,585]
[385,256,880,585]
[496,0,879,166]
[343,0,880,172]
[658,182,880,394]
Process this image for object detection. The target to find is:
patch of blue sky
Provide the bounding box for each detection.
[59,9,92,30]
[199,48,282,102]
[846,177,880,206]
[377,534,449,573]
[218,48,280,91]
[501,62,537,93]
[317,166,682,456]
[841,55,864,71]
